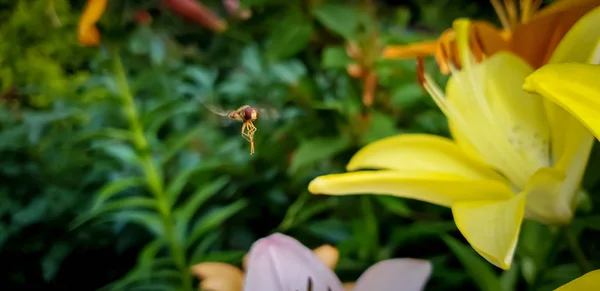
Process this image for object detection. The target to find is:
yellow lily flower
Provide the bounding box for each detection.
[523,9,600,146]
[383,0,600,74]
[78,0,108,46]
[309,7,600,270]
[554,270,600,291]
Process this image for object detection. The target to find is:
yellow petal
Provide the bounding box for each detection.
[522,167,572,224]
[547,6,600,64]
[309,171,513,208]
[523,63,600,142]
[451,192,526,270]
[541,6,600,168]
[313,245,339,269]
[510,0,600,68]
[446,45,550,188]
[347,134,506,182]
[554,269,600,291]
[78,0,107,46]
[343,282,356,291]
[190,262,244,291]
[523,63,596,215]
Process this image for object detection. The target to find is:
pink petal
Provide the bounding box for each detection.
[243,233,345,291]
[352,259,432,291]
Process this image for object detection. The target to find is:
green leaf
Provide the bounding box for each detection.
[176,176,230,222]
[93,177,147,208]
[277,192,335,232]
[138,239,166,282]
[142,99,198,139]
[311,4,362,39]
[267,12,313,60]
[241,45,263,74]
[112,211,165,236]
[415,110,449,134]
[165,165,211,206]
[362,111,401,144]
[100,143,142,165]
[442,235,503,291]
[189,231,222,264]
[41,242,70,281]
[361,196,379,259]
[391,83,425,109]
[277,192,310,231]
[539,264,580,290]
[289,136,351,173]
[199,251,246,263]
[101,239,167,291]
[374,196,412,218]
[184,66,218,89]
[269,60,307,84]
[305,219,351,243]
[74,128,133,143]
[500,263,519,291]
[395,7,412,27]
[159,125,203,165]
[322,46,352,68]
[150,35,166,66]
[72,197,157,230]
[186,199,248,247]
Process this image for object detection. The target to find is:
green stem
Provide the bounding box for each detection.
[112,49,193,291]
[564,227,593,275]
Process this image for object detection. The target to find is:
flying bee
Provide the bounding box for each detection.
[202,102,280,155]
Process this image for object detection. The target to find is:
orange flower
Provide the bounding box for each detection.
[78,0,108,46]
[383,0,600,74]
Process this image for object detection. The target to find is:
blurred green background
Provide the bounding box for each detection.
[2,0,600,290]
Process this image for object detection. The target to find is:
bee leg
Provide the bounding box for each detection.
[247,123,256,154]
[240,123,252,142]
[247,122,257,135]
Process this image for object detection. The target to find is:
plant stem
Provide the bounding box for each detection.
[564,227,593,274]
[112,49,193,291]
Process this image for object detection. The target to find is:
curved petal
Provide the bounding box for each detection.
[309,171,514,207]
[78,0,107,46]
[527,125,594,225]
[555,269,600,291]
[343,282,355,291]
[445,20,551,189]
[353,259,432,291]
[523,63,600,141]
[243,233,344,291]
[522,167,571,224]
[547,6,600,64]
[242,244,338,271]
[190,262,244,291]
[347,134,506,181]
[542,6,600,168]
[510,0,600,68]
[451,192,526,270]
[313,245,339,270]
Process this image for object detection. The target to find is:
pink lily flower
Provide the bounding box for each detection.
[243,233,432,291]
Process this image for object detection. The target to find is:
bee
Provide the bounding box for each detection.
[203,102,279,155]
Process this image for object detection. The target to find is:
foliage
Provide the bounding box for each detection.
[1,0,600,290]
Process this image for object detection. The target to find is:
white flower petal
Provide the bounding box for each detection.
[243,233,344,291]
[352,259,432,291]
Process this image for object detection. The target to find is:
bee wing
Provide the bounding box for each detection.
[201,100,232,117]
[256,106,281,121]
